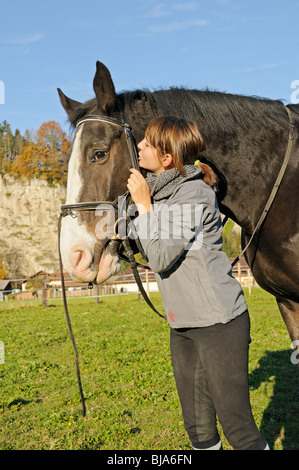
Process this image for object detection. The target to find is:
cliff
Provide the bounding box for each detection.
[0,175,242,279]
[0,176,66,278]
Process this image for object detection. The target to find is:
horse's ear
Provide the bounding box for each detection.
[93,61,117,113]
[57,88,82,119]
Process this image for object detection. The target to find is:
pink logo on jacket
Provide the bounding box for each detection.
[168,310,175,321]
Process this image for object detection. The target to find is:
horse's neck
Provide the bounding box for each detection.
[204,125,289,233]
[126,94,289,234]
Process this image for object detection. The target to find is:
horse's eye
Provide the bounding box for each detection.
[91,151,108,162]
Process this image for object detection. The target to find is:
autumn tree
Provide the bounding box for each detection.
[12,143,39,179]
[34,121,70,183]
[0,121,27,175]
[0,259,9,280]
[37,121,70,183]
[10,120,70,183]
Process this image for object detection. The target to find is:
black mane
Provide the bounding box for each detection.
[122,88,288,135]
[69,87,289,136]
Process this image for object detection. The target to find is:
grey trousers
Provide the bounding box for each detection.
[170,311,267,450]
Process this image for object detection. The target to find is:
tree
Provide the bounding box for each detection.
[222,219,241,258]
[14,129,25,156]
[11,143,39,179]
[0,121,29,175]
[0,120,14,174]
[35,121,70,183]
[9,120,70,184]
[0,259,9,280]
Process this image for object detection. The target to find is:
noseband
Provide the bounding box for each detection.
[57,109,165,416]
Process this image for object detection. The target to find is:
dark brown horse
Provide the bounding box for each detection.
[58,61,299,353]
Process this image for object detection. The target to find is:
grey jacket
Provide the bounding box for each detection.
[133,176,247,328]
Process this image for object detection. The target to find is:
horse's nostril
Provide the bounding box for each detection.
[72,250,83,267]
[71,247,93,271]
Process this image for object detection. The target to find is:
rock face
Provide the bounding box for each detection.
[0,176,66,278]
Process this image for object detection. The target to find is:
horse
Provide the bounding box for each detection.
[58,60,299,354]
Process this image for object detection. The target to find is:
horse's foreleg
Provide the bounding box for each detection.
[276,298,299,364]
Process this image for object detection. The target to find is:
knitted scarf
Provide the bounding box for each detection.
[146,165,202,201]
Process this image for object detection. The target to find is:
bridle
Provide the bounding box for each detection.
[57,108,165,417]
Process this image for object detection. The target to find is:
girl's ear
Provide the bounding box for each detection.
[162,153,174,169]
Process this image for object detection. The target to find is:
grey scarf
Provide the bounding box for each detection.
[146,165,202,201]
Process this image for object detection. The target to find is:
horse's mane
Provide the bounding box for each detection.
[122,88,288,135]
[69,87,289,135]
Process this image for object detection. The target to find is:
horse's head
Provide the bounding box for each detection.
[58,61,138,284]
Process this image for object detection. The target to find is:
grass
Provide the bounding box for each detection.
[0,288,298,450]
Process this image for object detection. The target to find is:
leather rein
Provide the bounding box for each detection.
[57,105,295,416]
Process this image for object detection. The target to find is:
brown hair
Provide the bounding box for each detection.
[145,116,217,187]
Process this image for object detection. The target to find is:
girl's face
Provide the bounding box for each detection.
[137,138,165,174]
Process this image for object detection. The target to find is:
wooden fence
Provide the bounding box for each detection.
[0,259,258,305]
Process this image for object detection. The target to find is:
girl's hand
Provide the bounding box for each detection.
[127,168,152,215]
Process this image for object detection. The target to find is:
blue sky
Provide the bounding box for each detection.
[0,0,298,135]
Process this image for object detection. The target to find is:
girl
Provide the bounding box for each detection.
[127,116,269,451]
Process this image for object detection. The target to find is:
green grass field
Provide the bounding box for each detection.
[0,288,298,450]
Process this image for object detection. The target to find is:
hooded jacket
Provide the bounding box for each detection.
[132,166,247,328]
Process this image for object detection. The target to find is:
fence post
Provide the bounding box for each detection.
[42,275,47,307]
[94,285,99,304]
[237,262,241,284]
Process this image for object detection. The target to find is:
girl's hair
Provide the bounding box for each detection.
[144,116,217,187]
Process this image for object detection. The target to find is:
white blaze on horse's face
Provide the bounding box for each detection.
[60,123,121,284]
[60,125,96,283]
